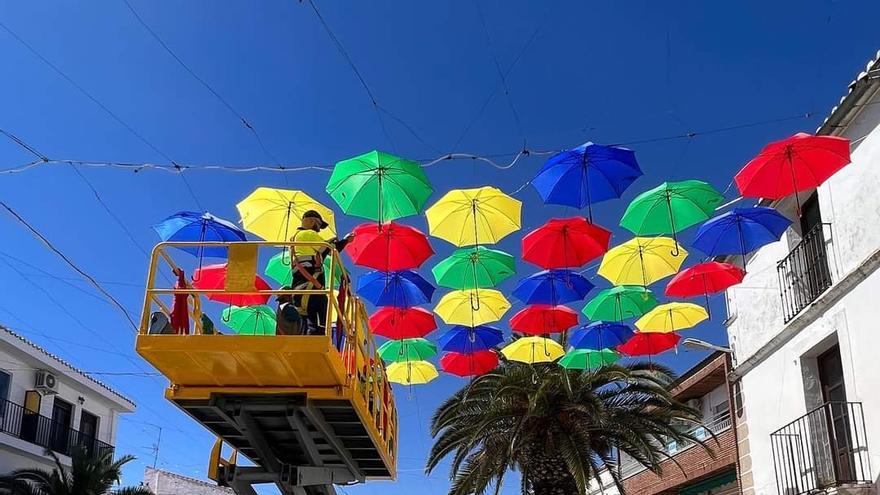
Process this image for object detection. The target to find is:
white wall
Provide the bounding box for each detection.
[143,467,234,495]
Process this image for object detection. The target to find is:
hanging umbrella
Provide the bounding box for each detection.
[441,350,499,377]
[236,188,336,241]
[618,332,680,356]
[192,264,271,306]
[522,217,612,269]
[512,269,594,305]
[220,305,276,335]
[326,150,433,223]
[434,289,511,326]
[692,206,791,259]
[386,360,438,385]
[369,307,437,339]
[598,237,687,286]
[635,302,709,333]
[346,221,434,271]
[356,270,435,308]
[531,142,643,221]
[559,348,620,370]
[569,322,634,350]
[153,211,246,258]
[734,132,851,210]
[425,186,522,246]
[665,262,745,316]
[169,267,190,334]
[437,325,504,353]
[509,305,579,335]
[582,286,658,321]
[378,338,438,363]
[431,246,516,290]
[501,337,565,364]
[265,251,342,288]
[620,180,723,254]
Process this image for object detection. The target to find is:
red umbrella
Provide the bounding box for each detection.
[170,268,190,334]
[618,332,680,357]
[440,350,499,377]
[734,133,850,208]
[347,221,434,271]
[509,305,579,335]
[522,217,611,269]
[192,264,271,306]
[665,261,745,300]
[369,307,437,339]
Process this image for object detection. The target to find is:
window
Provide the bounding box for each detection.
[0,371,10,402]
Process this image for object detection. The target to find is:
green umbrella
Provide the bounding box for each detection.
[431,246,516,289]
[326,150,433,222]
[378,338,438,363]
[620,180,722,254]
[221,305,276,335]
[265,251,342,288]
[559,348,620,369]
[582,286,658,321]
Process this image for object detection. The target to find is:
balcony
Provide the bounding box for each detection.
[771,401,872,495]
[0,398,113,460]
[777,223,833,323]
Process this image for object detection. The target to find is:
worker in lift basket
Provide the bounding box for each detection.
[288,210,354,335]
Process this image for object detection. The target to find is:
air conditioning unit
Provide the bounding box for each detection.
[35,370,59,395]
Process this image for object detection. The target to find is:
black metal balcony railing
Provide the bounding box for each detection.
[777,223,833,323]
[771,402,871,495]
[0,398,113,460]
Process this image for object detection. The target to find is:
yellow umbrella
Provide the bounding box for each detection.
[635,302,708,333]
[434,289,511,326]
[501,337,564,364]
[236,187,337,241]
[386,360,439,385]
[425,186,522,246]
[598,237,687,286]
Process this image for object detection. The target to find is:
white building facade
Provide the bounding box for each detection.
[143,467,234,495]
[0,325,136,473]
[725,51,880,495]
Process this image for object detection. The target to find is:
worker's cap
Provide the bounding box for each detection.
[302,210,329,229]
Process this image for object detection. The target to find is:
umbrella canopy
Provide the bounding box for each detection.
[582,286,659,321]
[665,261,745,298]
[440,350,499,377]
[192,264,271,306]
[635,302,709,333]
[734,133,851,200]
[431,246,516,290]
[236,188,336,241]
[509,305,579,335]
[356,270,435,308]
[569,322,634,350]
[326,150,433,222]
[618,332,680,356]
[559,348,620,370]
[153,211,246,258]
[434,289,511,326]
[598,237,687,286]
[425,186,522,246]
[500,337,565,364]
[522,217,612,269]
[692,207,792,257]
[265,251,342,288]
[377,338,438,363]
[221,305,276,335]
[386,360,438,385]
[512,269,594,305]
[437,325,504,353]
[369,307,437,340]
[346,221,434,271]
[531,142,642,220]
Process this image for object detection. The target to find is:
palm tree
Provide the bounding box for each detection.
[427,361,711,495]
[0,446,152,495]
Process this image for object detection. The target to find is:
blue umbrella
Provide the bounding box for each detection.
[356,270,435,308]
[153,211,247,257]
[531,142,643,221]
[437,325,504,353]
[512,269,594,305]
[692,206,791,258]
[569,321,634,350]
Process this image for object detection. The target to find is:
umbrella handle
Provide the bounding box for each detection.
[470,291,481,312]
[222,301,232,323]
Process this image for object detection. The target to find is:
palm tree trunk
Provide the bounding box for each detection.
[521,440,579,495]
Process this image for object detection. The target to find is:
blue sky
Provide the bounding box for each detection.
[0,1,878,493]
